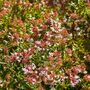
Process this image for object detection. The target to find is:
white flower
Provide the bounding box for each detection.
[0,48,3,51]
[49,52,54,56]
[0,83,3,87]
[0,80,2,84]
[75,75,79,79]
[37,47,42,51]
[22,68,29,74]
[24,49,27,52]
[32,78,36,85]
[32,63,36,70]
[87,75,90,79]
[83,71,87,74]
[35,41,41,44]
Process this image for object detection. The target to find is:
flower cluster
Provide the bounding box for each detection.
[66,65,87,87]
[23,64,67,85]
[10,47,36,63]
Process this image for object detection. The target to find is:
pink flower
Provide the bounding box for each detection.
[70,13,79,19]
[45,19,51,25]
[24,34,31,41]
[17,19,24,27]
[70,75,80,87]
[48,56,54,61]
[23,64,36,75]
[4,1,11,8]
[22,68,29,75]
[66,48,72,56]
[11,55,17,62]
[42,24,48,30]
[56,60,62,65]
[33,32,39,38]
[61,29,69,37]
[26,76,37,84]
[0,9,9,17]
[22,59,29,63]
[32,26,38,32]
[86,54,90,62]
[53,50,61,57]
[43,73,55,85]
[71,66,82,74]
[13,33,20,40]
[83,74,90,81]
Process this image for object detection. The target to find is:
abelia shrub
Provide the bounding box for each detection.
[0,0,90,90]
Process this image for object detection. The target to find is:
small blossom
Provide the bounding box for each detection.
[86,54,90,62]
[70,13,79,19]
[61,29,69,37]
[4,1,11,8]
[26,76,37,84]
[83,74,90,82]
[66,48,72,56]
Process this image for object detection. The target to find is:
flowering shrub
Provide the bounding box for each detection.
[0,0,90,89]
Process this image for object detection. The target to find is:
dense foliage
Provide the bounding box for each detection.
[0,0,90,90]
